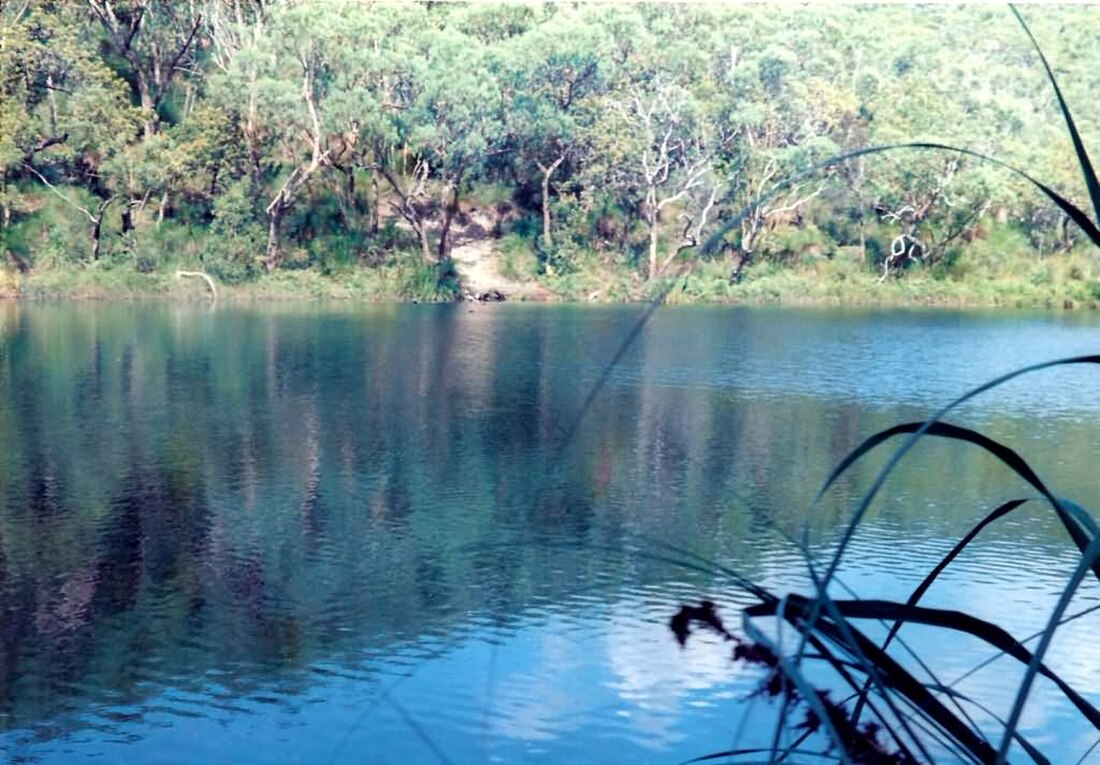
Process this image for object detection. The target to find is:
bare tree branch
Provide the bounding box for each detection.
[23,133,69,162]
[123,3,145,52]
[22,162,96,222]
[11,0,31,25]
[176,269,217,299]
[764,181,826,220]
[165,12,202,78]
[661,182,722,274]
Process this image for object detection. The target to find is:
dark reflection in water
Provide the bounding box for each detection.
[0,303,1099,763]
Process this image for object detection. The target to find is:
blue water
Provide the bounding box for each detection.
[1,303,1098,763]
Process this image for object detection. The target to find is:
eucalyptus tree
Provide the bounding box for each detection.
[496,6,606,251]
[1006,6,1100,249]
[235,1,354,269]
[943,5,1100,255]
[201,0,271,193]
[298,2,439,264]
[109,101,246,232]
[1,1,139,262]
[582,6,730,281]
[85,0,205,139]
[372,10,509,263]
[709,8,852,279]
[852,7,1013,273]
[319,3,430,241]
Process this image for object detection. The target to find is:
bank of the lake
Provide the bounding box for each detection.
[4,258,1100,308]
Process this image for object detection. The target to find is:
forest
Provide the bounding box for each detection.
[3,1,1100,303]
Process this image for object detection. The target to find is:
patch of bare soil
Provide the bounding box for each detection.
[448,209,551,301]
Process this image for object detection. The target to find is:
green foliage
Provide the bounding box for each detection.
[126,221,209,273]
[206,179,263,283]
[308,233,361,275]
[7,188,104,268]
[395,258,461,303]
[671,18,1100,758]
[3,3,1100,303]
[498,233,540,281]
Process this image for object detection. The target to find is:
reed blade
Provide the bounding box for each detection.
[748,598,999,764]
[748,595,1100,732]
[1011,5,1100,228]
[814,419,1100,586]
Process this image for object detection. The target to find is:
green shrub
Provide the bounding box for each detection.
[507,212,541,241]
[498,233,539,281]
[394,257,460,302]
[205,179,264,283]
[126,223,209,272]
[541,269,603,300]
[7,188,109,268]
[766,222,829,262]
[930,245,964,281]
[360,220,413,267]
[308,232,361,275]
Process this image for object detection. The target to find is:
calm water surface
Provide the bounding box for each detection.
[1,303,1098,763]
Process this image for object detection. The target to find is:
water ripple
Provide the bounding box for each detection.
[2,305,1099,764]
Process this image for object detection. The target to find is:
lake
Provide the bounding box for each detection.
[1,303,1098,764]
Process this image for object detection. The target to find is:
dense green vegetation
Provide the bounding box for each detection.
[3,2,1100,303]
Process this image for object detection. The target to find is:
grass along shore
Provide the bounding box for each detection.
[3,254,1100,308]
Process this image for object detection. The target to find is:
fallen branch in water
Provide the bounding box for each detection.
[176,269,217,300]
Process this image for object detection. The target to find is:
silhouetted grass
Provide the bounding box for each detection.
[667,7,1100,763]
[673,359,1100,763]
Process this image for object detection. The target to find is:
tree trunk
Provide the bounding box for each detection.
[4,249,30,273]
[265,206,283,272]
[331,166,350,225]
[263,160,329,273]
[542,176,552,247]
[136,72,158,138]
[46,75,59,137]
[417,223,432,265]
[618,207,633,253]
[90,199,112,261]
[740,215,762,262]
[537,155,565,249]
[2,193,19,270]
[338,166,357,225]
[369,172,380,235]
[855,156,866,263]
[121,201,135,234]
[729,248,751,284]
[437,184,460,261]
[243,112,265,201]
[91,218,103,261]
[377,164,430,263]
[647,215,659,281]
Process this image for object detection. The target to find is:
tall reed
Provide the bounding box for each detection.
[669,7,1100,763]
